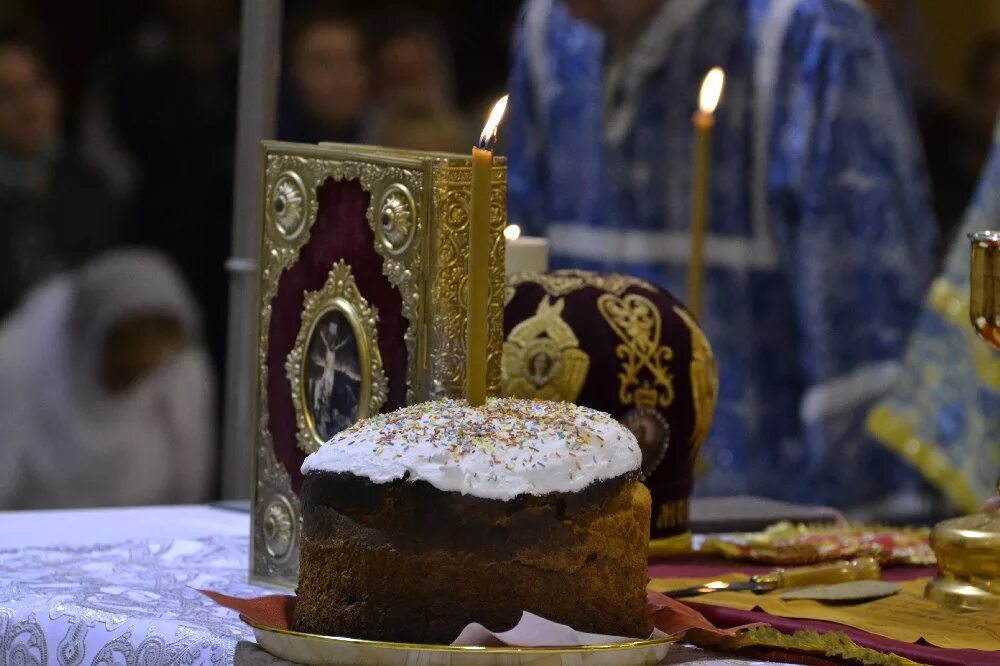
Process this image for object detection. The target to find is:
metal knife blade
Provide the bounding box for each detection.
[659,557,882,599]
[662,580,771,598]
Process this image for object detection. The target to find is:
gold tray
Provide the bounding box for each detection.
[242,615,678,666]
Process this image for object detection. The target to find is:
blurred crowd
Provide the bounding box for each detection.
[0,0,512,508]
[0,0,997,516]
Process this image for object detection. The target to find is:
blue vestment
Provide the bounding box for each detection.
[867,121,1000,514]
[506,0,938,506]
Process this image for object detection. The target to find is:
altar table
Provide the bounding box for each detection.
[0,504,791,665]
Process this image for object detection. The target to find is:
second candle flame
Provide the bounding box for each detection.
[698,67,725,115]
[478,94,510,148]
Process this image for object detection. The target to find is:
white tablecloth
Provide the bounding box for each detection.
[0,505,785,665]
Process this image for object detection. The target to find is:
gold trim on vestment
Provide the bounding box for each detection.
[866,405,981,513]
[927,278,1000,391]
[865,276,996,514]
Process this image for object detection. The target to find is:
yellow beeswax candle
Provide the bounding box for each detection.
[687,67,725,320]
[466,95,508,406]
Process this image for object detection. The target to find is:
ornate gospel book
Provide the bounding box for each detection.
[252,141,506,587]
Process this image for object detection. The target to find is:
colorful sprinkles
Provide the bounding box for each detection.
[317,398,638,490]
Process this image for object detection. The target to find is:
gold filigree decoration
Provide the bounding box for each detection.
[428,164,506,398]
[673,306,718,460]
[285,261,388,454]
[255,148,424,587]
[597,293,675,408]
[261,493,296,561]
[502,297,590,402]
[508,269,658,298]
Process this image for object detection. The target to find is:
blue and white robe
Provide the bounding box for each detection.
[505,0,938,506]
[867,121,1000,515]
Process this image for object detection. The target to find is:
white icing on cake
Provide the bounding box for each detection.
[301,398,642,500]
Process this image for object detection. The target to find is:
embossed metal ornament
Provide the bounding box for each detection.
[261,494,297,561]
[271,172,308,240]
[376,183,417,256]
[622,406,670,481]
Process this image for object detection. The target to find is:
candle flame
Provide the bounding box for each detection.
[478,94,510,148]
[698,67,725,115]
[504,224,522,240]
[705,581,729,590]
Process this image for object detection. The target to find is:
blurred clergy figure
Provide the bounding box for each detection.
[0,250,214,509]
[506,0,937,507]
[867,120,1000,519]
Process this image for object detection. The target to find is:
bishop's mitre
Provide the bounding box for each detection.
[503,270,718,542]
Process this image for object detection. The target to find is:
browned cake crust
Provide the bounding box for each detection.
[294,471,652,643]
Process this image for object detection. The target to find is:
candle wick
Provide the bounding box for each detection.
[478,130,497,151]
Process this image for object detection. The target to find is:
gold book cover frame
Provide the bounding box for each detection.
[252,141,507,588]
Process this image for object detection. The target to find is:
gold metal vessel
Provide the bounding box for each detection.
[924,232,1000,612]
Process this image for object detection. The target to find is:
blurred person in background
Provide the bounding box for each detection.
[279,8,369,144]
[865,119,1000,522]
[970,33,1000,133]
[506,0,937,512]
[369,9,455,110]
[0,28,117,320]
[0,249,214,509]
[366,101,466,153]
[870,1,994,254]
[81,0,238,390]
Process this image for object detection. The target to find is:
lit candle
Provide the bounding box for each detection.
[467,94,509,407]
[504,224,549,276]
[687,67,725,320]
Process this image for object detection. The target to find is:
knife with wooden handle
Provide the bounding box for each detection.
[662,557,881,598]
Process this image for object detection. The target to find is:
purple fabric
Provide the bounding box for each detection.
[266,178,407,492]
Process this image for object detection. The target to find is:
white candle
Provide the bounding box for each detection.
[504,224,549,276]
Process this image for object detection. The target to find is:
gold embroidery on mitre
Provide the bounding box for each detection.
[673,306,718,461]
[501,297,590,402]
[597,293,675,408]
[509,269,658,298]
[654,498,690,530]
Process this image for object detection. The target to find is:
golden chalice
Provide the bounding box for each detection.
[923,232,1000,612]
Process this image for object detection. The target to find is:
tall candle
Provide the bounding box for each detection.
[687,67,725,320]
[467,95,509,407]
